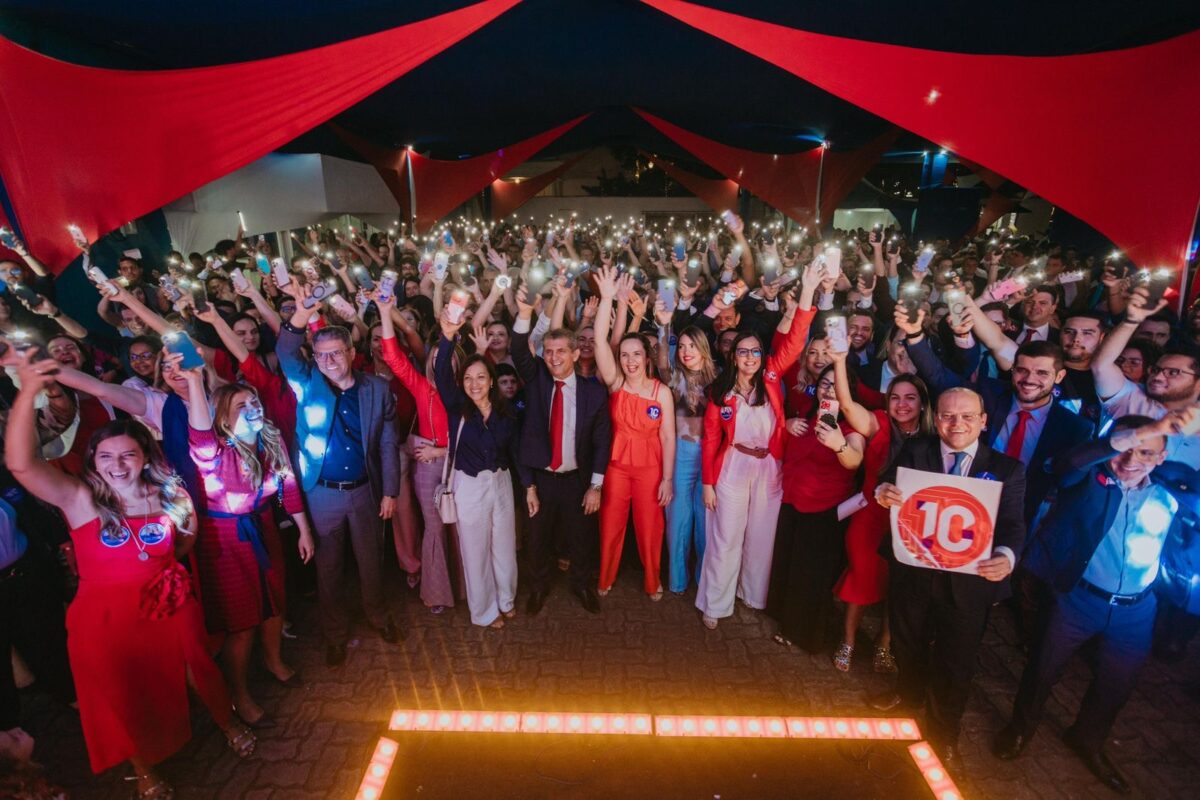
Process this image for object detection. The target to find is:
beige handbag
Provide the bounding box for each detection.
[434,418,465,524]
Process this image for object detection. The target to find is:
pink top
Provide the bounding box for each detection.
[189,426,303,516]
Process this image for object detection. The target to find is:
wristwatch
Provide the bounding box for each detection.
[588,483,602,493]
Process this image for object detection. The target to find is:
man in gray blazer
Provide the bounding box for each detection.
[278,300,402,668]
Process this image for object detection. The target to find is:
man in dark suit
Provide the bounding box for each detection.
[870,387,1027,768]
[278,302,402,667]
[899,307,1091,524]
[511,288,612,615]
[992,413,1189,793]
[1009,284,1062,345]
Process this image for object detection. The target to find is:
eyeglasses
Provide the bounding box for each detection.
[129,352,156,362]
[735,348,763,358]
[1148,365,1196,379]
[937,413,982,424]
[1127,447,1165,463]
[817,381,835,391]
[314,349,348,363]
[1114,356,1143,367]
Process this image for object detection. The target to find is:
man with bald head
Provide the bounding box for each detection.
[870,387,1027,768]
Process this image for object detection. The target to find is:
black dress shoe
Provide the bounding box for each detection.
[573,587,601,614]
[325,644,347,668]
[1063,732,1130,794]
[379,619,404,644]
[526,590,548,616]
[991,725,1031,760]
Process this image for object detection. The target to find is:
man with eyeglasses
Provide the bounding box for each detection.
[1092,286,1200,469]
[993,411,1193,793]
[278,297,402,667]
[870,387,1027,769]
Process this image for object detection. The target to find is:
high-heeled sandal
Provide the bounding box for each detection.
[488,618,506,629]
[225,724,257,758]
[832,643,854,672]
[873,645,897,674]
[126,773,175,800]
[649,586,664,602]
[702,615,719,630]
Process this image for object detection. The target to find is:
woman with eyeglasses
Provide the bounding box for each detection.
[1115,340,1160,386]
[827,349,933,672]
[593,266,675,600]
[121,336,162,390]
[767,361,867,656]
[696,262,821,629]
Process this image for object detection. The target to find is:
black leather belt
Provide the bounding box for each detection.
[1077,578,1152,607]
[317,477,368,491]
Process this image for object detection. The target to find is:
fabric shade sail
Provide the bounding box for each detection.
[635,109,896,229]
[640,0,1200,281]
[0,0,519,274]
[957,155,1021,237]
[338,115,588,233]
[490,153,587,221]
[639,150,740,214]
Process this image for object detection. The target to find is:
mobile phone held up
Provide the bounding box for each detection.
[446,290,470,325]
[824,316,849,354]
[350,264,375,291]
[900,283,923,324]
[301,281,333,310]
[945,289,968,328]
[914,247,936,274]
[818,398,840,430]
[163,332,204,370]
[1137,268,1173,308]
[230,268,250,294]
[684,258,702,288]
[822,245,842,283]
[673,236,686,261]
[271,258,292,289]
[657,279,678,313]
[377,270,398,304]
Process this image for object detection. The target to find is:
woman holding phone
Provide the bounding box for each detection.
[593,267,675,599]
[696,262,820,629]
[827,349,933,673]
[767,363,865,655]
[181,362,315,726]
[433,306,519,628]
[4,354,254,800]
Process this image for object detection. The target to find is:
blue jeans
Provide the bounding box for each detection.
[666,438,706,593]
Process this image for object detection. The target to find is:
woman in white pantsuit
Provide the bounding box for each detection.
[433,309,519,628]
[696,262,821,629]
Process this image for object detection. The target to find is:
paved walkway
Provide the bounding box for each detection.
[22,562,1200,799]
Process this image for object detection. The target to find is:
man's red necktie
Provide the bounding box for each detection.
[1005,409,1033,460]
[549,379,565,470]
[1020,328,1036,344]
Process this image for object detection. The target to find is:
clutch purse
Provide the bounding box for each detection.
[139,561,193,621]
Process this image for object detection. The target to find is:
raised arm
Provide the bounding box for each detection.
[963,294,1016,372]
[510,287,540,384]
[52,365,149,417]
[180,359,213,431]
[233,279,282,335]
[1093,286,1162,400]
[894,307,966,394]
[592,266,624,391]
[4,355,90,515]
[829,349,880,438]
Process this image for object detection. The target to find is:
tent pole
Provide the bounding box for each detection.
[405,149,418,234]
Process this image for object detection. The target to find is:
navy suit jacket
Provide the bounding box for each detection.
[881,436,1028,607]
[1022,434,1183,594]
[510,325,611,487]
[905,335,1093,522]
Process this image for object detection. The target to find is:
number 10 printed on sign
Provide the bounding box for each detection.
[890,467,1002,575]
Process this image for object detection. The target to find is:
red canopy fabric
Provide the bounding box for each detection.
[636,108,821,225]
[0,0,519,273]
[640,151,740,214]
[640,0,1200,277]
[490,153,587,220]
[816,128,902,224]
[339,115,587,232]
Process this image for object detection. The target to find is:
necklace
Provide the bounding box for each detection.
[124,487,153,561]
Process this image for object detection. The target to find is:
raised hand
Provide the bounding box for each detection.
[595,265,619,300]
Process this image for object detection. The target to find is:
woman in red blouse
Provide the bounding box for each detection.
[767,362,866,655]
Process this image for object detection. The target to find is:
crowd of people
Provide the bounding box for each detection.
[0,210,1197,797]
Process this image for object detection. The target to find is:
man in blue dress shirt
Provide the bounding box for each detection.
[993,411,1194,793]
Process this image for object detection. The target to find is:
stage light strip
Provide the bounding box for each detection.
[388,709,918,740]
[354,737,398,800]
[908,741,965,800]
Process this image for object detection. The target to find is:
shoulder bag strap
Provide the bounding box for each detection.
[441,416,467,488]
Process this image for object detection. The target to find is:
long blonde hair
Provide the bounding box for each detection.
[211,383,290,489]
[671,327,717,415]
[80,420,193,541]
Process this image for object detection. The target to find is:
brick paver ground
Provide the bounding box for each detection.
[20,557,1200,799]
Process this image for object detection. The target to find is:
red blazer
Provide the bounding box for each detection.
[702,308,815,486]
[381,336,450,446]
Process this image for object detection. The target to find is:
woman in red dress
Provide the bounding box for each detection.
[827,347,934,673]
[182,362,315,727]
[4,354,254,800]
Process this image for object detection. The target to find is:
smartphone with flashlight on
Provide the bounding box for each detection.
[190,283,210,313]
[350,264,375,291]
[900,283,923,324]
[684,258,702,288]
[230,268,250,294]
[445,289,470,325]
[945,289,968,328]
[657,279,678,313]
[822,245,843,282]
[163,331,204,370]
[824,316,849,354]
[1138,268,1173,308]
[673,237,686,261]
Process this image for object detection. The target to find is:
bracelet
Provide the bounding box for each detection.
[836,444,848,455]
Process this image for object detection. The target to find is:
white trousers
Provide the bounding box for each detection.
[696,452,782,619]
[453,468,518,626]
